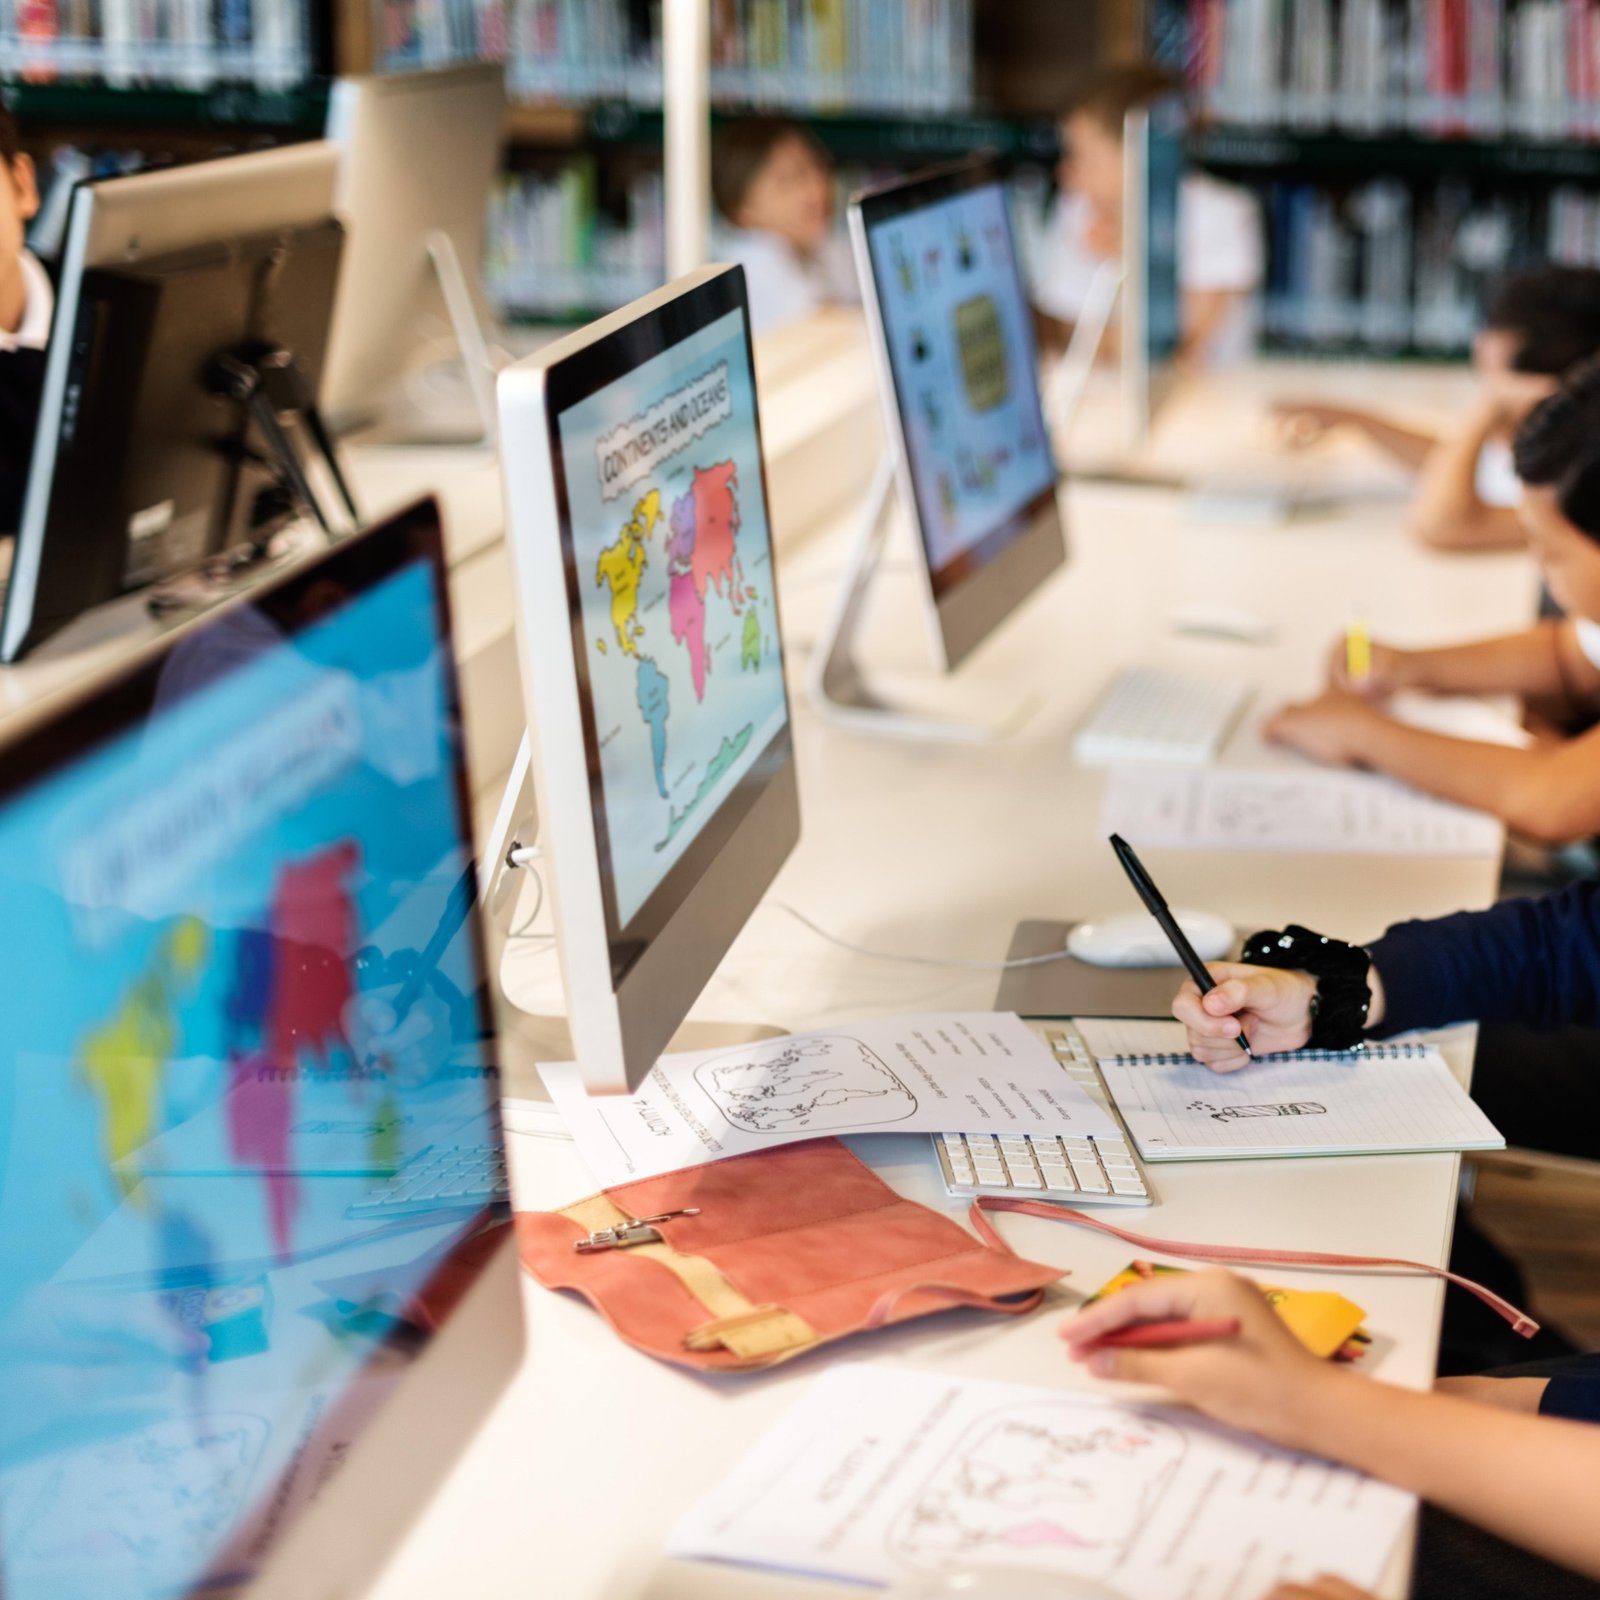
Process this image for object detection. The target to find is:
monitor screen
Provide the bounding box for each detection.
[861,174,1057,593]
[1144,97,1184,364]
[0,507,506,1599]
[553,304,789,935]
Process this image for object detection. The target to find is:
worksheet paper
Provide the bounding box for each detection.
[538,1014,1117,1186]
[667,1365,1415,1597]
[1074,1020,1504,1161]
[1100,766,1501,856]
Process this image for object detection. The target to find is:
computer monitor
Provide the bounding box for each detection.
[1120,96,1184,454]
[321,63,506,445]
[0,143,343,664]
[0,497,522,1600]
[821,155,1065,738]
[496,265,799,1093]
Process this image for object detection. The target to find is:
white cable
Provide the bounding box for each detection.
[508,844,544,867]
[507,862,547,939]
[768,902,1079,971]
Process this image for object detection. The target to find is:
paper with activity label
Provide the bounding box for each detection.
[538,1013,1118,1185]
[1101,765,1501,856]
[1081,1022,1504,1161]
[667,1364,1415,1597]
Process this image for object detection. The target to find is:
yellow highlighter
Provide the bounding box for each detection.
[1346,614,1372,685]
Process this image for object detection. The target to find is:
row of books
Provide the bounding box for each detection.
[1158,0,1600,138]
[0,0,311,87]
[378,0,974,112]
[1258,174,1576,351]
[482,159,664,319]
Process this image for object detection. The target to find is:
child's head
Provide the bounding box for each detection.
[1057,61,1181,221]
[1476,266,1600,433]
[712,119,833,255]
[0,104,36,256]
[1514,356,1600,618]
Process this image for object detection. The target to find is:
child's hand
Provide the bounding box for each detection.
[1060,1266,1339,1448]
[1172,962,1317,1070]
[1265,687,1383,766]
[1270,400,1350,449]
[1265,1581,1379,1600]
[1325,635,1407,698]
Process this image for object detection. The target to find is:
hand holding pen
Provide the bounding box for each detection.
[1110,834,1252,1060]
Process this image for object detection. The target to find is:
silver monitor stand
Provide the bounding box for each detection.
[807,457,1041,744]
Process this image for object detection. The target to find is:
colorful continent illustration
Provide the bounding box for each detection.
[79,917,211,1193]
[635,657,671,799]
[594,488,662,657]
[666,461,744,703]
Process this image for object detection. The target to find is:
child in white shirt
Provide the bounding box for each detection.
[711,118,856,336]
[1034,61,1263,368]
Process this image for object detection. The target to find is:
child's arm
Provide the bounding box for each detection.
[1266,691,1600,843]
[1334,621,1589,702]
[1409,397,1526,551]
[1271,400,1439,469]
[1062,1270,1600,1583]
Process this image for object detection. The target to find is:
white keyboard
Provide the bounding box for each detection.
[1072,665,1252,765]
[347,1142,509,1220]
[933,1023,1153,1207]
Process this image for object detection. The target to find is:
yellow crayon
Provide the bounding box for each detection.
[1346,617,1372,684]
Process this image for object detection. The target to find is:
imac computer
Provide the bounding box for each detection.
[0,143,353,664]
[1119,96,1184,456]
[321,63,507,446]
[1047,95,1185,472]
[819,154,1066,740]
[496,265,799,1094]
[0,497,522,1600]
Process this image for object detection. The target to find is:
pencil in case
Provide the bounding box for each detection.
[514,1138,1066,1370]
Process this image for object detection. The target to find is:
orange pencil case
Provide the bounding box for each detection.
[515,1137,1065,1370]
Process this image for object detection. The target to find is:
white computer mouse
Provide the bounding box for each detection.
[887,1567,1128,1600]
[1068,908,1234,968]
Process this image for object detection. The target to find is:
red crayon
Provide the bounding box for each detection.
[1078,1316,1242,1353]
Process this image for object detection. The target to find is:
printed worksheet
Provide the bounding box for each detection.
[539,1013,1118,1185]
[667,1365,1415,1597]
[1100,766,1501,856]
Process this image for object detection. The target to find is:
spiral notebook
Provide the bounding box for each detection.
[1073,1019,1504,1162]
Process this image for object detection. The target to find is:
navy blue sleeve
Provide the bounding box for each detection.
[1541,1375,1600,1424]
[1367,878,1600,1037]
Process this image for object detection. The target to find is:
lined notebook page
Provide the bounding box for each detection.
[1096,1049,1503,1160]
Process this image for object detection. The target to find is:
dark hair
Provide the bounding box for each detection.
[1513,355,1600,539]
[1062,60,1183,135]
[710,117,826,225]
[1485,265,1600,376]
[0,102,18,167]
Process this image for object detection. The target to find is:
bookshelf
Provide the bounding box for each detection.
[1151,0,1600,357]
[0,0,1109,327]
[365,0,1109,325]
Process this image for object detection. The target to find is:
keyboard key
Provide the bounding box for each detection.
[1111,1175,1147,1196]
[1043,1169,1077,1192]
[1008,1170,1044,1189]
[1070,1161,1110,1194]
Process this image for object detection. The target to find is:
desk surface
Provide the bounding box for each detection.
[365,356,1538,1600]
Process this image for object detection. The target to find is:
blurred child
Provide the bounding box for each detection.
[711,118,855,335]
[1034,60,1263,367]
[0,103,49,534]
[1265,356,1600,846]
[1275,266,1600,551]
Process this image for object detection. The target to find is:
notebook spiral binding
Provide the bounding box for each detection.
[1112,1043,1430,1066]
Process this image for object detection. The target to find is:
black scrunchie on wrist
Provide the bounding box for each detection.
[1241,924,1373,1052]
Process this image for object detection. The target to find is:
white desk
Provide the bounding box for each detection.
[364,378,1540,1600]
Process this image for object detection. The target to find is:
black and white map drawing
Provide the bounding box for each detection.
[693,1035,917,1133]
[888,1402,1187,1577]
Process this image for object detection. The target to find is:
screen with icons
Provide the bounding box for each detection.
[864,177,1057,587]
